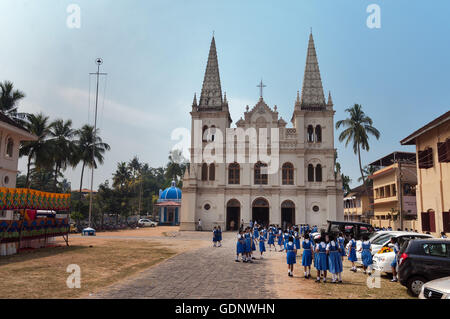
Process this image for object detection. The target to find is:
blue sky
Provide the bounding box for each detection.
[1,0,449,190]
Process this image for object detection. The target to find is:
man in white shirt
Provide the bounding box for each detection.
[197,219,202,231]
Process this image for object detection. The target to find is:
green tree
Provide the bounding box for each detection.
[49,119,77,191]
[0,80,27,122]
[19,113,52,187]
[336,104,380,197]
[357,165,379,186]
[74,124,111,194]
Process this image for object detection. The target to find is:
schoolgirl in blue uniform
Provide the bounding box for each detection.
[277,228,284,251]
[390,237,400,282]
[244,228,253,263]
[283,230,289,251]
[315,234,328,283]
[236,230,245,262]
[337,232,346,261]
[259,232,266,259]
[348,234,357,272]
[301,233,313,278]
[294,227,301,251]
[217,226,222,247]
[251,231,257,259]
[286,236,297,277]
[212,227,218,247]
[267,226,276,251]
[326,234,343,283]
[359,234,373,275]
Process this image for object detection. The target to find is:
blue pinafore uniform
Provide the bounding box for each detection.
[244,233,252,253]
[302,239,313,266]
[391,243,400,268]
[361,241,373,267]
[283,233,289,250]
[294,231,300,250]
[286,241,296,265]
[348,239,357,262]
[213,229,218,243]
[236,234,245,254]
[327,241,343,274]
[268,229,275,245]
[315,242,328,271]
[337,236,346,256]
[277,230,283,246]
[259,234,266,252]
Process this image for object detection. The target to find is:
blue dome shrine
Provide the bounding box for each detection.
[156,180,181,226]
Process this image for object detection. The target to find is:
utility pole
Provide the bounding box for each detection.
[398,161,404,230]
[88,58,107,229]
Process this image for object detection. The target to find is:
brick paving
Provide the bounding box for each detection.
[91,231,278,299]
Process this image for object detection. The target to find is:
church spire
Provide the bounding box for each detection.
[300,32,326,109]
[198,36,223,110]
[327,91,333,109]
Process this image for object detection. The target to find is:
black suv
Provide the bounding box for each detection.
[327,220,374,242]
[398,238,450,296]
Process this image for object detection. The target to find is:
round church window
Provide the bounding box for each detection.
[313,205,320,212]
[204,204,211,211]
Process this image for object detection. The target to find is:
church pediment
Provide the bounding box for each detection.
[244,98,279,124]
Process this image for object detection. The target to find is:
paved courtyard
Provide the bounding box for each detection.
[91,231,277,299]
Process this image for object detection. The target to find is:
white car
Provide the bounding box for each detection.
[419,276,450,299]
[137,219,158,227]
[373,232,433,274]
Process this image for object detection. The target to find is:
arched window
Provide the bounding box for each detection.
[307,125,314,142]
[209,163,215,181]
[202,126,208,142]
[254,162,268,185]
[201,163,208,181]
[315,164,322,182]
[228,162,240,184]
[282,162,294,185]
[210,125,216,142]
[307,164,314,182]
[315,125,322,143]
[6,138,13,158]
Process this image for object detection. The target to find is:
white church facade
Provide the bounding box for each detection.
[180,33,344,231]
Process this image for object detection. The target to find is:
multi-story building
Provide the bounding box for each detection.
[343,184,373,223]
[368,152,418,230]
[401,110,450,236]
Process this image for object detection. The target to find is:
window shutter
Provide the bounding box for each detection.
[438,139,450,163]
[443,211,450,233]
[421,212,430,232]
[429,210,436,233]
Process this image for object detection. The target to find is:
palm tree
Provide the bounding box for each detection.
[113,162,131,190]
[357,165,379,185]
[19,113,52,187]
[336,104,380,197]
[0,81,27,122]
[49,119,77,191]
[74,124,111,194]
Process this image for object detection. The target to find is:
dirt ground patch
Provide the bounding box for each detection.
[269,250,413,299]
[0,226,207,299]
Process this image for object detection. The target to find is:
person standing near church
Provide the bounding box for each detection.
[197,219,202,231]
[302,233,313,278]
[359,234,373,275]
[236,230,245,262]
[268,226,276,251]
[217,226,222,247]
[277,227,284,251]
[337,232,346,261]
[286,236,297,277]
[259,229,266,259]
[294,227,301,252]
[212,226,218,247]
[315,234,328,283]
[348,234,358,272]
[244,227,252,263]
[326,234,343,283]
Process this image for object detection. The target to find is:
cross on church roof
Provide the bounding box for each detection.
[257,79,266,99]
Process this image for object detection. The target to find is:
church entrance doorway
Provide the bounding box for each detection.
[281,200,295,229]
[226,199,240,231]
[252,197,270,227]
